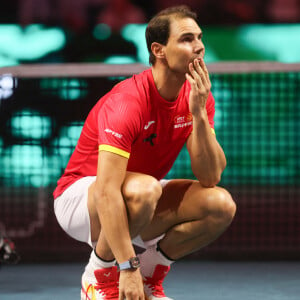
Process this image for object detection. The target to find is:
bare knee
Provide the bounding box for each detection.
[123,176,162,225]
[209,188,236,227]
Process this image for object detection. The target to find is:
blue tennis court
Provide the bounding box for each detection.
[1,260,300,300]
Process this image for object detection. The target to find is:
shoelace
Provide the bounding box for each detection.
[95,280,119,299]
[144,275,166,297]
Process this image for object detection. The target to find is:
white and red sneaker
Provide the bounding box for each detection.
[81,266,119,300]
[143,265,173,300]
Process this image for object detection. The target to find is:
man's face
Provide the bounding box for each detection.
[163,17,205,74]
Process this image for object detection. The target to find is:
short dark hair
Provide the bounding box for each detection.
[145,5,198,65]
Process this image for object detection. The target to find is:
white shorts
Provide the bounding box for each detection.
[54,176,169,249]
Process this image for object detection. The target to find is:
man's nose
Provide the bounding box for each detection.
[194,39,204,54]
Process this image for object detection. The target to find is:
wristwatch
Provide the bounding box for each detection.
[118,256,140,271]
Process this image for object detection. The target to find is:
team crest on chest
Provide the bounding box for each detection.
[174,113,193,129]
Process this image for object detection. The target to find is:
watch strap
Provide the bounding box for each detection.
[118,256,140,271]
[118,260,131,270]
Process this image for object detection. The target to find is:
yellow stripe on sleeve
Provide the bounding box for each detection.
[211,128,215,135]
[99,144,130,159]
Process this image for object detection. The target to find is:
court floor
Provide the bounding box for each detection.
[1,260,300,300]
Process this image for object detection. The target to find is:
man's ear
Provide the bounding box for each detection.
[151,42,165,60]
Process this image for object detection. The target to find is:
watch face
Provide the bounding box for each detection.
[130,256,140,268]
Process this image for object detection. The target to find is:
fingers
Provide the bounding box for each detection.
[187,58,211,114]
[185,72,197,88]
[198,57,211,87]
[193,59,206,87]
[118,271,145,300]
[188,61,201,83]
[119,291,145,300]
[187,58,211,91]
[188,63,204,95]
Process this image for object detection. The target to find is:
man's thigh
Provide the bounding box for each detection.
[140,179,227,241]
[88,171,163,243]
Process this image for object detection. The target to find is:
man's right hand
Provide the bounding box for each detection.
[119,269,145,300]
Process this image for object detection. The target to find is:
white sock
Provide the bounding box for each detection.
[84,250,116,280]
[138,244,174,277]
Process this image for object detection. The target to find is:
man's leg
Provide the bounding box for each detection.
[81,172,162,300]
[138,179,236,299]
[88,172,162,258]
[141,179,236,259]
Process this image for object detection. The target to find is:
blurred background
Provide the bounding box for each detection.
[0,0,299,264]
[0,0,300,66]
